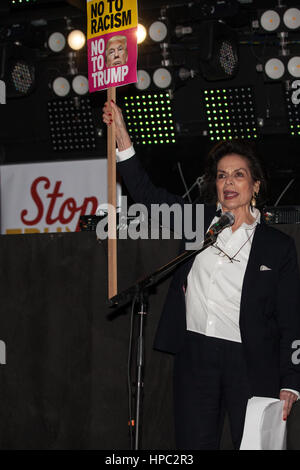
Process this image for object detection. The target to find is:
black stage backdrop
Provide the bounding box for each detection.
[0,227,300,450]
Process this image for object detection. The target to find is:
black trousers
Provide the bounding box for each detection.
[173,331,251,450]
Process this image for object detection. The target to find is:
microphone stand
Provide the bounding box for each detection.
[108,233,218,450]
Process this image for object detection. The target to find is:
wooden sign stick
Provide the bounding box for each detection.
[107,86,117,299]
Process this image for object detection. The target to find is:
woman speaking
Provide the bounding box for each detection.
[103,100,300,450]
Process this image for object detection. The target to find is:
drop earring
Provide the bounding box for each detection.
[251,192,257,208]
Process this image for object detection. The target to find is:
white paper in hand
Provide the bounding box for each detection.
[240,396,287,450]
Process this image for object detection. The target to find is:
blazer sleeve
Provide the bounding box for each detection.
[276,237,300,391]
[117,153,185,233]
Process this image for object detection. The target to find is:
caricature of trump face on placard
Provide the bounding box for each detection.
[105,35,128,67]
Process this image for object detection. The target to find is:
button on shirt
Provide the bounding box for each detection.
[186,208,260,343]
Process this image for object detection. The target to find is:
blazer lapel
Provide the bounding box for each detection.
[240,223,267,319]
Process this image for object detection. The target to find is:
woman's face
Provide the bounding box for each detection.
[216,153,260,212]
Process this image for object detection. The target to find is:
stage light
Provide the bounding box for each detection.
[48,32,66,53]
[198,21,238,81]
[203,87,257,142]
[149,21,168,42]
[178,68,196,81]
[72,75,89,95]
[283,8,300,30]
[287,57,300,78]
[135,70,151,90]
[52,77,70,97]
[123,92,176,145]
[11,60,35,95]
[153,68,172,89]
[260,55,300,81]
[67,30,86,51]
[260,10,281,32]
[256,7,300,33]
[1,43,36,98]
[219,41,237,76]
[137,24,147,44]
[48,97,97,152]
[175,25,193,38]
[264,58,285,80]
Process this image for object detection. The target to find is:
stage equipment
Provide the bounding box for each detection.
[135,70,151,91]
[283,7,300,29]
[80,214,143,232]
[71,75,89,95]
[52,77,70,97]
[137,24,147,44]
[203,86,257,141]
[48,96,96,152]
[48,32,66,53]
[198,20,239,81]
[166,0,239,23]
[263,206,300,224]
[0,43,36,98]
[284,86,300,137]
[67,29,86,51]
[149,21,168,42]
[152,68,172,89]
[259,55,300,81]
[122,92,176,146]
[264,57,285,80]
[253,5,300,84]
[255,6,300,33]
[52,75,89,97]
[259,9,281,32]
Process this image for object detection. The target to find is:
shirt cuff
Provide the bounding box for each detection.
[116,145,135,162]
[280,388,300,400]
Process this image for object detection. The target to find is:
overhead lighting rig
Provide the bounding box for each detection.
[47,17,88,98]
[254,6,300,33]
[135,1,241,95]
[253,2,300,84]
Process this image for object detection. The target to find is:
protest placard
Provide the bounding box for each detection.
[86,0,138,298]
[87,0,138,92]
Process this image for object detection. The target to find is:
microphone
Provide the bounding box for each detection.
[205,211,235,241]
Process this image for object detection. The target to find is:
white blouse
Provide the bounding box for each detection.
[186,207,260,343]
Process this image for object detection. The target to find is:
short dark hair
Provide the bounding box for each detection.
[201,139,268,207]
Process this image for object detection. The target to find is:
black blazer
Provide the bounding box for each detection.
[117,154,300,398]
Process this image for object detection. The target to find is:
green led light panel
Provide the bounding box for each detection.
[123,92,176,146]
[285,90,300,137]
[203,86,257,142]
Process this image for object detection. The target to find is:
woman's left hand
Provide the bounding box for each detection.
[280,390,298,420]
